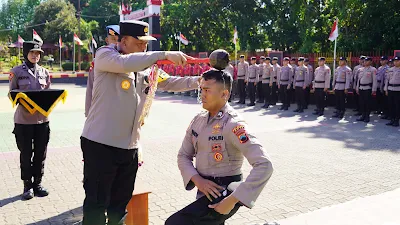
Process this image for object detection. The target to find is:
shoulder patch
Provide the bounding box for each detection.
[8,72,14,81]
[232,124,245,135]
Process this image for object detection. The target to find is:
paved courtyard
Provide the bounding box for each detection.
[0,83,399,225]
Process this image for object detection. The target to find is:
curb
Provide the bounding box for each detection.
[0,72,88,81]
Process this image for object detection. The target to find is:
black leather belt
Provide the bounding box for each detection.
[315,81,325,83]
[202,174,243,186]
[263,77,270,80]
[274,76,277,79]
[360,83,372,87]
[389,84,400,87]
[280,79,289,82]
[296,80,304,82]
[335,81,345,84]
[238,75,245,77]
[249,77,256,79]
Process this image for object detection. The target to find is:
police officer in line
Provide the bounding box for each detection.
[304,58,313,109]
[257,56,265,103]
[236,55,249,104]
[384,56,400,127]
[261,57,273,108]
[247,57,259,106]
[332,57,352,119]
[270,57,280,105]
[81,20,202,225]
[388,58,394,68]
[375,56,390,116]
[353,56,365,115]
[165,58,273,225]
[289,58,297,104]
[85,25,120,117]
[355,56,377,123]
[313,57,331,116]
[9,41,50,200]
[293,57,309,113]
[278,57,293,110]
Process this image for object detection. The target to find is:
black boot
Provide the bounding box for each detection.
[22,180,34,200]
[338,111,345,119]
[364,116,370,123]
[33,177,49,197]
[262,104,270,109]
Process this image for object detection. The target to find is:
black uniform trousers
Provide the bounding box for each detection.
[279,84,290,108]
[165,175,242,225]
[295,87,306,110]
[81,137,138,225]
[13,122,50,181]
[247,82,256,104]
[237,79,246,103]
[304,86,311,108]
[353,92,360,110]
[388,90,400,121]
[359,89,372,118]
[257,81,263,102]
[375,88,384,113]
[314,88,326,112]
[271,82,278,104]
[335,90,346,112]
[262,83,271,105]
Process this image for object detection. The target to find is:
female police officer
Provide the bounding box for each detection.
[9,41,51,200]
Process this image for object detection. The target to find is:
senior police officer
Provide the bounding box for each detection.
[165,65,273,225]
[376,56,390,115]
[271,57,280,105]
[355,56,377,123]
[80,20,202,225]
[257,56,265,103]
[332,57,352,118]
[312,57,331,116]
[293,57,309,113]
[85,25,120,117]
[384,56,400,127]
[247,57,259,106]
[236,55,249,104]
[261,57,273,108]
[278,57,293,110]
[9,41,50,200]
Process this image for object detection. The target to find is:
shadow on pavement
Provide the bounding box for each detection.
[26,206,83,225]
[0,195,21,208]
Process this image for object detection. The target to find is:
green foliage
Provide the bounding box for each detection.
[62,61,90,71]
[10,56,21,68]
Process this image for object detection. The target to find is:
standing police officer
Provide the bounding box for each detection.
[278,57,293,110]
[332,57,352,118]
[166,68,273,225]
[261,57,273,108]
[271,57,280,105]
[356,56,377,123]
[376,56,389,115]
[85,25,120,117]
[247,57,259,106]
[353,56,365,115]
[304,58,313,109]
[313,57,331,116]
[81,20,201,225]
[384,56,400,127]
[9,41,50,200]
[293,57,309,113]
[236,55,249,104]
[257,56,265,103]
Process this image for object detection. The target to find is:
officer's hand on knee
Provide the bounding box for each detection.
[192,175,224,201]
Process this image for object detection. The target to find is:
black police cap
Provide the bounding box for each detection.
[272,57,278,60]
[251,57,256,60]
[304,58,309,62]
[260,56,265,60]
[380,56,388,60]
[106,25,120,36]
[298,57,304,61]
[23,41,44,53]
[283,57,290,61]
[364,56,372,61]
[119,20,156,41]
[394,56,400,61]
[265,57,271,60]
[239,55,245,58]
[209,49,230,70]
[318,57,326,61]
[339,56,347,61]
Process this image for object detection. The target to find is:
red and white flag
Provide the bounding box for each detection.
[328,19,339,42]
[18,35,24,44]
[33,29,43,43]
[233,26,238,45]
[59,35,63,48]
[74,33,83,46]
[91,36,97,48]
[178,33,189,45]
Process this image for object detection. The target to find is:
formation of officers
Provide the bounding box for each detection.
[232,55,400,126]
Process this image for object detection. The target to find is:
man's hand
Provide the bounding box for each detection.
[208,195,239,215]
[278,84,281,89]
[303,85,307,90]
[192,175,224,202]
[356,90,359,95]
[254,82,257,86]
[324,88,328,92]
[287,85,291,90]
[386,91,388,96]
[269,83,272,87]
[372,91,376,95]
[345,89,348,94]
[165,51,192,66]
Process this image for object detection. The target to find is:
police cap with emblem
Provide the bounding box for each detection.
[119,20,156,41]
[318,57,326,61]
[380,56,388,61]
[283,57,290,61]
[272,57,278,60]
[23,41,43,62]
[260,56,265,60]
[265,57,271,60]
[393,56,400,61]
[106,25,120,36]
[364,56,372,61]
[304,58,310,62]
[239,55,245,58]
[298,57,305,61]
[339,56,347,61]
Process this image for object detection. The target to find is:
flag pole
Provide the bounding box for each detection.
[179,32,181,52]
[59,44,62,72]
[333,38,337,77]
[73,37,75,73]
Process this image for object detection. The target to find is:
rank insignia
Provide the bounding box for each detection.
[232,125,245,135]
[212,143,222,152]
[214,152,223,162]
[121,80,131,90]
[212,123,221,134]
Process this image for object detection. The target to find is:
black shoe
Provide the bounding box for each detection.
[236,101,242,104]
[22,180,34,200]
[247,103,255,106]
[333,110,339,114]
[356,116,365,121]
[393,121,400,127]
[241,101,246,105]
[318,112,324,116]
[354,112,362,116]
[332,113,339,118]
[293,108,300,112]
[262,104,270,108]
[364,117,370,123]
[298,109,304,113]
[33,177,49,197]
[386,120,395,126]
[283,107,289,111]
[313,110,320,115]
[278,106,285,110]
[381,115,390,120]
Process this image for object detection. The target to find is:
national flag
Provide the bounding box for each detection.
[59,35,63,48]
[178,33,189,45]
[74,33,83,46]
[233,26,238,45]
[91,36,97,48]
[328,19,339,42]
[33,29,43,43]
[18,35,24,44]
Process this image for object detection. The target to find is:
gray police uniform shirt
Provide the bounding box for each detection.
[9,62,51,124]
[258,63,264,82]
[237,62,249,80]
[333,66,352,90]
[307,65,314,86]
[313,65,331,89]
[223,64,234,77]
[262,63,273,84]
[352,65,363,89]
[377,65,389,91]
[356,66,377,92]
[177,103,273,209]
[384,67,400,92]
[293,65,309,87]
[278,65,293,86]
[85,63,94,117]
[82,44,200,150]
[248,64,259,83]
[271,64,281,84]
